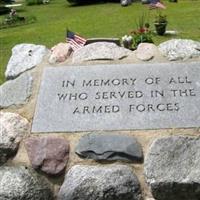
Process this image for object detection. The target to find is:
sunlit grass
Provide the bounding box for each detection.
[0,0,200,84]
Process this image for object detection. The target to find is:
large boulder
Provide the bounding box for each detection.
[136,43,158,61]
[76,133,143,162]
[0,112,30,165]
[158,39,200,61]
[49,43,73,64]
[58,164,142,200]
[144,136,200,200]
[0,166,54,200]
[5,43,49,79]
[25,136,70,175]
[72,42,132,63]
[0,72,33,108]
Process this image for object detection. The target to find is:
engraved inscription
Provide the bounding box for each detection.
[32,63,200,132]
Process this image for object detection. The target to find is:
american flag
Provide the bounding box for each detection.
[66,30,87,51]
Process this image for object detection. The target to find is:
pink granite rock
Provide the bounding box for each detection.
[136,43,158,61]
[49,43,72,63]
[25,136,70,175]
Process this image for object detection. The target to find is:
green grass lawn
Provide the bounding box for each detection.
[0,0,200,84]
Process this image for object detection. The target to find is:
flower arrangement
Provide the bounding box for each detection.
[130,14,153,48]
[3,9,23,25]
[154,12,167,24]
[154,11,167,35]
[131,22,153,48]
[0,9,36,29]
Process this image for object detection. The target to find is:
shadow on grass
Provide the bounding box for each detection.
[68,0,120,7]
[68,0,143,7]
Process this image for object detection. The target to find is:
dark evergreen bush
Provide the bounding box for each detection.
[1,0,15,3]
[26,0,43,5]
[67,0,119,5]
[0,7,11,15]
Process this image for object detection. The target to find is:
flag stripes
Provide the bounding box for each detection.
[66,30,87,51]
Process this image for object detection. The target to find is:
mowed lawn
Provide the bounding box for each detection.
[0,0,200,84]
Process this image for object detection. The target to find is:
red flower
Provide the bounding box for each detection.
[138,28,145,33]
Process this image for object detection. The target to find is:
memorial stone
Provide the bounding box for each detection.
[32,62,200,132]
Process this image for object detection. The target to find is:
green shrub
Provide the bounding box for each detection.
[26,0,43,5]
[0,15,37,29]
[67,0,111,5]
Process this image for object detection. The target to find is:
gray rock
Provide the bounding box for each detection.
[121,0,132,6]
[76,133,143,162]
[58,164,142,200]
[25,136,70,175]
[0,166,54,200]
[5,43,49,79]
[144,136,200,200]
[136,43,158,61]
[158,39,200,61]
[85,38,121,46]
[0,112,30,165]
[72,42,132,63]
[0,72,33,108]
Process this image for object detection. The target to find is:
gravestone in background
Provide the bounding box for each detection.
[32,62,200,132]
